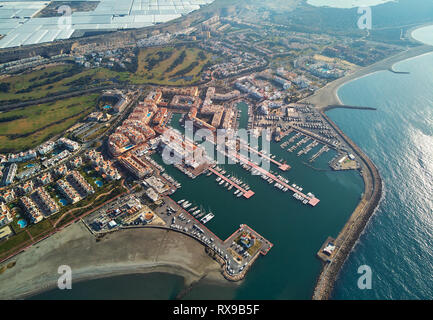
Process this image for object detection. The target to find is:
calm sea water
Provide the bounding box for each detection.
[330,47,433,299]
[29,273,185,300]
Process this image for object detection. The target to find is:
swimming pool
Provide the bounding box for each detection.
[17,219,27,228]
[124,145,134,150]
[59,199,68,206]
[95,180,103,187]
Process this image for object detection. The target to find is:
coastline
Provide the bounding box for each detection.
[308,42,433,300]
[0,222,231,300]
[302,44,433,110]
[2,23,433,301]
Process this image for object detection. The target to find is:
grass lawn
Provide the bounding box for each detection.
[0,45,213,104]
[0,231,31,260]
[0,64,120,103]
[0,94,98,153]
[129,46,212,85]
[28,219,53,239]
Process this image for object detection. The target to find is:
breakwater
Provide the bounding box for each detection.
[322,105,377,112]
[312,111,383,300]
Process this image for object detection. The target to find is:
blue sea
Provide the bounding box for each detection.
[330,31,433,299]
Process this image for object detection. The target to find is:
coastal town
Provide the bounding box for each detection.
[0,0,415,300]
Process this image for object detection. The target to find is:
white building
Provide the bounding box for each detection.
[0,202,12,227]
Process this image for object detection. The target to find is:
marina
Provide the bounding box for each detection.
[208,167,255,199]
[161,196,273,280]
[240,142,291,171]
[231,148,320,206]
[310,145,330,163]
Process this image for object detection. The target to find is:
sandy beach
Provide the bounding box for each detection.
[0,222,228,299]
[303,44,433,109]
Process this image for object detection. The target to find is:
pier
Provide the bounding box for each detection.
[233,152,320,207]
[288,136,310,152]
[208,167,255,199]
[323,104,378,112]
[162,197,272,282]
[241,143,291,171]
[298,140,319,156]
[291,127,339,150]
[310,145,330,163]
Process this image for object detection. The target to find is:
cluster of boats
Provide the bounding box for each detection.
[255,148,277,160]
[282,132,302,147]
[174,164,197,179]
[161,172,181,189]
[291,183,303,192]
[274,182,288,192]
[293,193,311,205]
[208,167,251,198]
[297,140,319,157]
[177,199,215,224]
[288,136,311,153]
[144,155,165,173]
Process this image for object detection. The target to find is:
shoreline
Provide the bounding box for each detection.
[309,41,433,300]
[22,263,228,300]
[302,44,433,110]
[0,222,231,300]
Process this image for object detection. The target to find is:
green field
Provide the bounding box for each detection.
[0,94,98,153]
[0,64,120,103]
[130,46,212,85]
[0,46,212,104]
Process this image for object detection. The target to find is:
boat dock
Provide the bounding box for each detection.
[208,167,255,199]
[291,127,339,150]
[241,143,291,171]
[288,132,302,143]
[233,152,320,206]
[310,145,330,163]
[161,197,272,282]
[288,136,310,152]
[298,140,319,156]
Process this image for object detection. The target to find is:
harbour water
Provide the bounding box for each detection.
[30,109,364,299]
